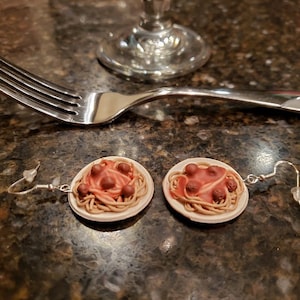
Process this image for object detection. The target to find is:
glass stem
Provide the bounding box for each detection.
[140,0,172,32]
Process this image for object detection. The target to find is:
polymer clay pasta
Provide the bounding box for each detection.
[73,158,148,214]
[168,161,244,215]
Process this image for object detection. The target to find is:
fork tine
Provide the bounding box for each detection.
[0,79,77,122]
[0,66,80,112]
[0,57,80,99]
[0,75,79,123]
[0,57,84,121]
[0,64,85,123]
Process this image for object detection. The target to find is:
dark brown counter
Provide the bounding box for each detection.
[0,0,299,299]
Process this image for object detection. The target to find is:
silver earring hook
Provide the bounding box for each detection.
[244,160,300,204]
[8,162,71,195]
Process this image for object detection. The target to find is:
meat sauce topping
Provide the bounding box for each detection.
[171,163,238,204]
[77,159,135,201]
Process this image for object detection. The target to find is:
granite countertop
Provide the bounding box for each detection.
[0,0,299,299]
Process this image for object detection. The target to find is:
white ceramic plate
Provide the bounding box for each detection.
[68,156,154,222]
[162,158,249,224]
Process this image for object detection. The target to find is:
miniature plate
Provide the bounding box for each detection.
[68,156,154,222]
[162,158,249,224]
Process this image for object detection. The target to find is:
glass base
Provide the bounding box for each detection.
[97,24,210,82]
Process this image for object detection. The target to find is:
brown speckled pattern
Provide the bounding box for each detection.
[0,0,300,299]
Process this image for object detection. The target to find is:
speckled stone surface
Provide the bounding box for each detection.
[0,0,300,299]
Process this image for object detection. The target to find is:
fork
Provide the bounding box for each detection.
[0,57,299,125]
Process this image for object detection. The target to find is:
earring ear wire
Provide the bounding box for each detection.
[7,161,71,195]
[244,160,299,204]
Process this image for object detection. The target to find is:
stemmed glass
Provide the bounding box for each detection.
[97,0,210,81]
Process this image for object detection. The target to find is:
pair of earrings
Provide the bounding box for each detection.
[8,156,300,224]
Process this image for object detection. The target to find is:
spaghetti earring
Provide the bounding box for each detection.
[8,156,154,222]
[163,158,248,224]
[162,158,300,224]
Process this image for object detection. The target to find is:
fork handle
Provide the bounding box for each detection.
[145,87,300,112]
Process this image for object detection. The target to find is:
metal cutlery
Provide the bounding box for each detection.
[0,57,299,125]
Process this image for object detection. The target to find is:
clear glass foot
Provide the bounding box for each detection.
[97,0,210,81]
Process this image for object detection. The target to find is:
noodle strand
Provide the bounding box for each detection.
[73,158,148,214]
[168,163,243,215]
